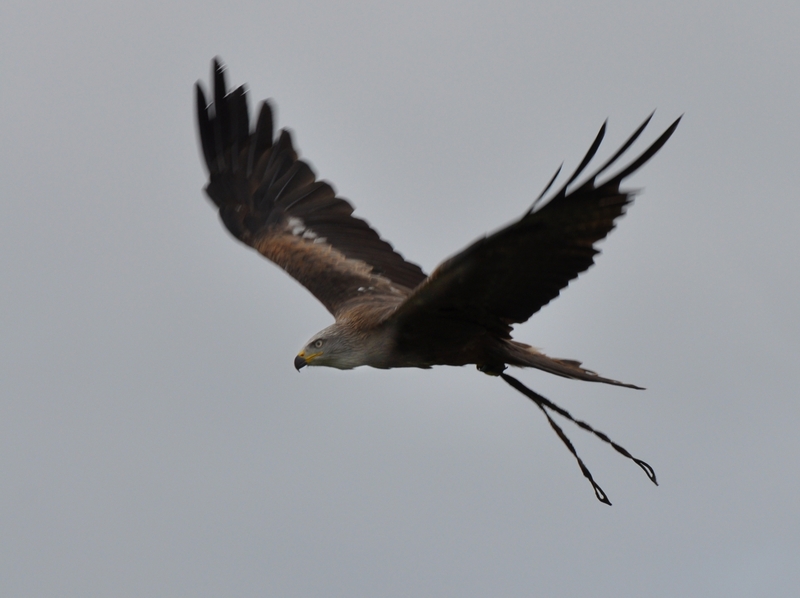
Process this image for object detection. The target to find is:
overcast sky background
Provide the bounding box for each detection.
[2,1,799,596]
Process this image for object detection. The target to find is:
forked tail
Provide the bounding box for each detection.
[504,340,644,390]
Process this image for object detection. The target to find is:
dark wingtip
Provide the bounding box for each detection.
[212,59,227,105]
[606,115,681,185]
[195,84,209,170]
[212,56,224,74]
[212,59,227,102]
[529,162,564,213]
[577,111,656,188]
[253,100,275,155]
[247,100,275,176]
[549,120,608,201]
[571,120,607,185]
[195,81,207,120]
[208,57,232,171]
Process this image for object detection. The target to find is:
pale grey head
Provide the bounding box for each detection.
[294,323,389,371]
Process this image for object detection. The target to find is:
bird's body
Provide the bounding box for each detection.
[195,59,678,503]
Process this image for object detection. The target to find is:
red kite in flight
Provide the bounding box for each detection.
[196,59,679,504]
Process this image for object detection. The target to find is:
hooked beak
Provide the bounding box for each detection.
[294,350,322,371]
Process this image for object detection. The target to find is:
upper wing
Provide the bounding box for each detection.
[388,115,680,336]
[196,59,427,318]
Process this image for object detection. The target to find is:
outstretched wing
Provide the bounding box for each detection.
[389,115,680,336]
[196,59,427,318]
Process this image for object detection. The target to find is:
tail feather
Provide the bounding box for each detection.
[504,341,644,390]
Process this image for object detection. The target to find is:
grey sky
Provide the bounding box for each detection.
[2,0,799,595]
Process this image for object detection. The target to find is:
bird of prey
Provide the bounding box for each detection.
[195,58,680,504]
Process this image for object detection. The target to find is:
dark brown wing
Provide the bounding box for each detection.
[388,115,680,337]
[196,58,427,317]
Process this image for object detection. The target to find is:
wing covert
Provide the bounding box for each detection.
[196,58,427,317]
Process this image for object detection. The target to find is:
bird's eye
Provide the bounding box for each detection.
[314,339,324,349]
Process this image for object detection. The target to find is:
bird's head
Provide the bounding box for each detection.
[294,323,365,371]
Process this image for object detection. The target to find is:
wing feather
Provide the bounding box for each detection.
[196,59,427,317]
[389,116,680,338]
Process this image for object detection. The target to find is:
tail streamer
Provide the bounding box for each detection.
[500,373,657,505]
